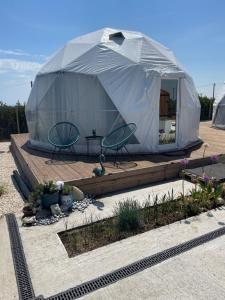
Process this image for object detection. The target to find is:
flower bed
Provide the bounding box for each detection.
[59,180,225,257]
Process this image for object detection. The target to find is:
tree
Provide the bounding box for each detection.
[198,95,214,121]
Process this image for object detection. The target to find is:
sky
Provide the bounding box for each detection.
[1,0,225,105]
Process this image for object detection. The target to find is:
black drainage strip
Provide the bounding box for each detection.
[47,225,225,300]
[6,213,36,300]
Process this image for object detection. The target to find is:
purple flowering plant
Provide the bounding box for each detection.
[210,154,219,163]
[203,174,210,183]
[180,158,189,168]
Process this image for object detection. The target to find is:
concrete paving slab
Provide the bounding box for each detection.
[82,234,225,300]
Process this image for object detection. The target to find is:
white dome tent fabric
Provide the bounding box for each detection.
[212,83,225,129]
[26,28,200,154]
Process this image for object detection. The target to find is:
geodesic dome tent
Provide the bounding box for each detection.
[26,28,200,154]
[212,84,225,129]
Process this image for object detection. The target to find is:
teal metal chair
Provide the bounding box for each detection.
[48,122,80,158]
[101,123,137,165]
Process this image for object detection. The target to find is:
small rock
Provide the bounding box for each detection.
[22,204,34,217]
[56,180,64,190]
[50,204,61,216]
[217,197,224,205]
[71,186,84,201]
[32,206,41,215]
[22,216,36,225]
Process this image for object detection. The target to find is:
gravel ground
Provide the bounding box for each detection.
[0,141,24,217]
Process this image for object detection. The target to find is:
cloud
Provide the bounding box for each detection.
[0,58,42,73]
[0,50,46,104]
[0,48,47,60]
[0,49,30,56]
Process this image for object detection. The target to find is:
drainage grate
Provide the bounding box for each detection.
[47,225,225,300]
[6,213,35,300]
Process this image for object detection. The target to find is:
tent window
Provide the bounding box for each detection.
[109,32,125,40]
[109,32,125,45]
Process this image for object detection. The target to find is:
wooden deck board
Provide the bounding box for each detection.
[11,122,225,195]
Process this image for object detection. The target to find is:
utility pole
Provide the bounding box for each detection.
[209,83,216,120]
[16,100,21,134]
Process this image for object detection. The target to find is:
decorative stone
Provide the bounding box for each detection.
[32,206,42,215]
[71,186,84,201]
[50,204,61,216]
[23,195,94,226]
[22,216,37,225]
[56,180,64,191]
[22,204,34,217]
[61,194,73,211]
[217,197,224,205]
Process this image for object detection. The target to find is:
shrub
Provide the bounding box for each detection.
[61,185,73,195]
[160,190,177,215]
[0,184,6,197]
[184,199,201,217]
[28,181,58,208]
[114,199,141,232]
[199,95,214,121]
[39,181,58,194]
[143,195,153,224]
[0,101,28,139]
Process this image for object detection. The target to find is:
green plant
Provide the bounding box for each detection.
[114,199,141,232]
[199,95,214,121]
[153,195,159,225]
[28,181,58,208]
[0,184,6,197]
[159,190,178,217]
[0,101,28,139]
[61,185,73,196]
[159,135,176,144]
[39,181,58,194]
[189,177,223,209]
[183,198,201,217]
[143,195,153,224]
[199,179,222,199]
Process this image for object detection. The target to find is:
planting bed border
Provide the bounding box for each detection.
[6,212,225,300]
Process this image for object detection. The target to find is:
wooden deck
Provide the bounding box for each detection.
[11,122,225,196]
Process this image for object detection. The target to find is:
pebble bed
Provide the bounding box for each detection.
[31,197,95,226]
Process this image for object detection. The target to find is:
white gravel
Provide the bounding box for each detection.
[0,141,24,217]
